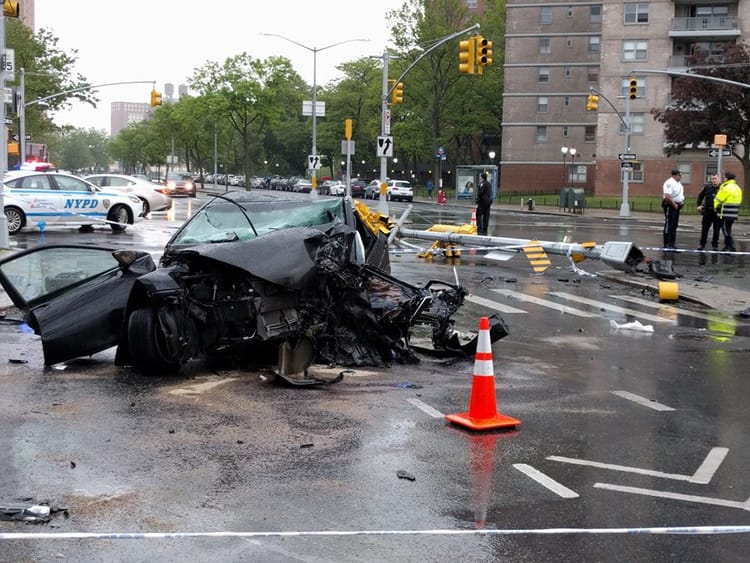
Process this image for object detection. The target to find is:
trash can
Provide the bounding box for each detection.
[569,188,585,213]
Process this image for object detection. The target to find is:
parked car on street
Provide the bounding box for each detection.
[386,179,413,202]
[291,177,313,193]
[349,178,367,198]
[320,180,345,196]
[365,179,387,200]
[0,190,505,383]
[163,172,196,197]
[84,173,172,215]
[3,171,145,235]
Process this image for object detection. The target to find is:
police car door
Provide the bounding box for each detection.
[52,175,102,226]
[17,173,62,225]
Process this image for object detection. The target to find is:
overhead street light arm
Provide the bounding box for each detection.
[633,68,750,90]
[25,80,157,107]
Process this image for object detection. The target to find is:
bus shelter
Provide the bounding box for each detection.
[455,165,498,201]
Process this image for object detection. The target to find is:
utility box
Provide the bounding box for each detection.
[559,187,571,211]
[569,188,585,213]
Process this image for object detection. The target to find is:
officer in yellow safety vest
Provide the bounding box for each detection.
[714,171,743,252]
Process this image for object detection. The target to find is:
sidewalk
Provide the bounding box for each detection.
[1,198,748,317]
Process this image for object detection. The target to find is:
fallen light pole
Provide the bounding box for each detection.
[397,228,645,273]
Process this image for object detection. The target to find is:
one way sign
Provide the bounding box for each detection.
[377,136,394,158]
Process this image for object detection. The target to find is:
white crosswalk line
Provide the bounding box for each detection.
[490,288,597,317]
[548,292,676,324]
[610,295,747,324]
[466,294,527,314]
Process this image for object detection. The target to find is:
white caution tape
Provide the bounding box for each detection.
[1,525,749,541]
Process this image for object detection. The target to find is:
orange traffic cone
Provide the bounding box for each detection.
[446,317,521,431]
[470,207,477,228]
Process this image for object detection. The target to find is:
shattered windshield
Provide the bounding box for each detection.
[171,197,346,245]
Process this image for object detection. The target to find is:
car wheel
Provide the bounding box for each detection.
[108,204,131,231]
[140,198,150,216]
[127,306,186,374]
[5,206,25,235]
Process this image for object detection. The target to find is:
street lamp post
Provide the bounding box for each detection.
[569,147,577,186]
[261,34,369,193]
[560,146,569,186]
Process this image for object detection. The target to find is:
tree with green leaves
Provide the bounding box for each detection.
[652,42,750,183]
[190,54,308,185]
[6,18,97,140]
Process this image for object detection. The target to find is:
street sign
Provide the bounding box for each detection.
[620,162,633,169]
[307,155,322,170]
[708,148,731,158]
[341,140,355,155]
[384,109,391,135]
[376,136,393,158]
[302,101,326,117]
[618,153,637,161]
[2,48,15,73]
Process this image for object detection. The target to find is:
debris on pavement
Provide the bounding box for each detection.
[609,319,654,333]
[0,498,68,523]
[396,470,416,481]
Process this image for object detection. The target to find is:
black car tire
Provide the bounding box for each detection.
[127,306,183,373]
[108,204,131,231]
[5,206,25,235]
[140,198,150,216]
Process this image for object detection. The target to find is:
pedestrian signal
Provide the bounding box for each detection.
[586,94,599,111]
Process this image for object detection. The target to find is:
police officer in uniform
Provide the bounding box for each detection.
[662,169,685,249]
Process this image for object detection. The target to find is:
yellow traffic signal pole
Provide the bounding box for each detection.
[378,23,481,216]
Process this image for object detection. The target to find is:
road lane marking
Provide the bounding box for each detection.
[466,294,527,314]
[548,447,728,484]
[690,447,729,484]
[406,398,444,418]
[548,292,676,324]
[513,464,579,498]
[594,483,750,512]
[610,390,675,411]
[491,289,597,318]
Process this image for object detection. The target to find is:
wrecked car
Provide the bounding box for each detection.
[0,191,508,381]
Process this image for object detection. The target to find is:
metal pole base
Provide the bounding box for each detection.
[619,202,630,218]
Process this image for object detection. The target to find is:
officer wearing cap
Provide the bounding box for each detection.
[662,169,685,249]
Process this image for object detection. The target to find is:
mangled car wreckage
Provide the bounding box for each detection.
[0,191,507,382]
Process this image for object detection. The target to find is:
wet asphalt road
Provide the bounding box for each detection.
[1,195,749,561]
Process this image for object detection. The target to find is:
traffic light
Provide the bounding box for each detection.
[459,37,476,75]
[475,36,493,75]
[586,94,599,111]
[150,89,162,107]
[390,80,404,104]
[3,1,19,17]
[628,77,638,100]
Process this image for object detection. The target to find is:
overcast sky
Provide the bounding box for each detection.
[34,0,407,133]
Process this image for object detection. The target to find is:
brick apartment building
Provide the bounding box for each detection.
[501,0,748,197]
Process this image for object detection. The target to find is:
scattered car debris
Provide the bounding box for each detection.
[0,498,68,523]
[609,319,654,333]
[396,470,416,481]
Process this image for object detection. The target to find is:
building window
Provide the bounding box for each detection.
[537,97,549,113]
[619,112,645,134]
[536,126,548,143]
[584,126,597,143]
[538,67,550,83]
[623,40,648,61]
[539,37,551,54]
[567,5,574,17]
[563,96,570,107]
[465,0,478,8]
[567,37,573,48]
[564,66,572,79]
[624,3,649,24]
[624,162,644,183]
[587,66,599,82]
[590,5,602,23]
[588,36,601,53]
[540,6,552,24]
[677,163,692,184]
[620,77,644,98]
[562,126,570,137]
[572,164,587,184]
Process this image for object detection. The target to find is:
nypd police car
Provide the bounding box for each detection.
[3,171,145,235]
